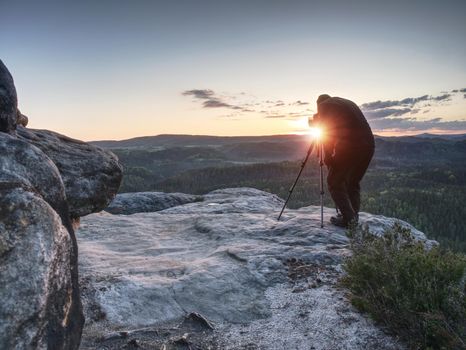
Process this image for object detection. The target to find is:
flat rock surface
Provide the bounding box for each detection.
[78,188,429,349]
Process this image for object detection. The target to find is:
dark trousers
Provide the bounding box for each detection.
[327,146,374,221]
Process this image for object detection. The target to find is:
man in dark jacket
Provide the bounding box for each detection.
[312,94,375,227]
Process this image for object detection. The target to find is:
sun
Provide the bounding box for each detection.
[309,126,323,140]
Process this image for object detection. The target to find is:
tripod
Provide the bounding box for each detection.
[277,140,325,228]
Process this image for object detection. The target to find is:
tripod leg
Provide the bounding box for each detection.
[277,141,315,220]
[319,143,324,228]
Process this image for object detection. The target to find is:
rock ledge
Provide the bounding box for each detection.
[78,187,431,349]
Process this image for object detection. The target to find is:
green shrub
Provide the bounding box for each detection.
[342,223,466,349]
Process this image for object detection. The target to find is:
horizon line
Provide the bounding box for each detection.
[87,130,466,143]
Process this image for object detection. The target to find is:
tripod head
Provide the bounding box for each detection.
[308,113,324,142]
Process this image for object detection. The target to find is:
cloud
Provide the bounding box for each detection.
[182,89,215,99]
[360,93,453,122]
[291,100,309,106]
[359,90,466,132]
[183,88,465,134]
[364,108,412,120]
[183,90,315,118]
[432,94,451,101]
[202,99,240,109]
[182,89,247,111]
[360,94,449,111]
[370,117,466,132]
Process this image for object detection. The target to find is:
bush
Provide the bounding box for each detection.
[342,223,466,349]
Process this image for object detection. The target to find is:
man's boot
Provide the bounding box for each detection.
[329,195,356,228]
[330,213,359,228]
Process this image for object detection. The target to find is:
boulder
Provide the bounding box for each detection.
[78,188,434,349]
[0,59,122,349]
[105,191,203,215]
[0,59,18,134]
[0,133,67,217]
[17,126,123,218]
[0,133,84,349]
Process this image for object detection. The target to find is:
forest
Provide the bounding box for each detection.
[99,135,466,252]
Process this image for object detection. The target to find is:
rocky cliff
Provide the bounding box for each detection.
[0,60,123,349]
[78,188,435,350]
[0,58,436,349]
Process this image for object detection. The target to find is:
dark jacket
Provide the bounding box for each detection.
[315,97,374,165]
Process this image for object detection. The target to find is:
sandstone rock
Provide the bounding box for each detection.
[0,59,18,134]
[0,133,67,218]
[0,60,122,350]
[105,191,203,215]
[17,126,123,218]
[17,109,28,127]
[78,188,433,349]
[0,133,84,349]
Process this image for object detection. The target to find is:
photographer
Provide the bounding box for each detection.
[311,94,375,228]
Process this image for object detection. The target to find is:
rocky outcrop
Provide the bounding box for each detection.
[0,132,85,350]
[17,126,123,218]
[78,188,434,349]
[0,60,123,349]
[0,60,18,134]
[105,191,202,215]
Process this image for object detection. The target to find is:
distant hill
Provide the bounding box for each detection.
[92,133,466,170]
[416,133,466,141]
[377,133,466,143]
[91,134,308,149]
[91,133,466,149]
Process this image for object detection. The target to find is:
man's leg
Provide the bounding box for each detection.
[347,147,374,215]
[327,163,355,225]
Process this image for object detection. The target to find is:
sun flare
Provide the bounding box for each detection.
[309,126,323,140]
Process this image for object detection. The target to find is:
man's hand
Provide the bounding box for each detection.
[308,113,319,127]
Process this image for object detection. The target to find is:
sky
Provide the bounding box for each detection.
[1,0,466,140]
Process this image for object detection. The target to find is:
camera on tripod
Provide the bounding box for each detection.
[308,113,323,140]
[277,112,325,227]
[308,113,319,128]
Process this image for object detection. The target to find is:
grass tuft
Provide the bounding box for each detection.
[342,223,466,349]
